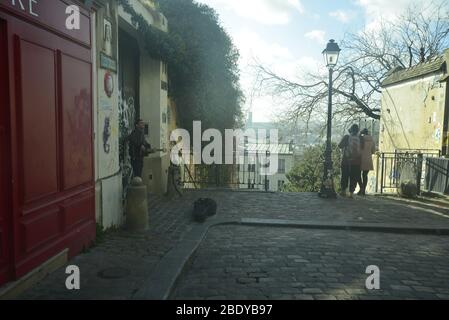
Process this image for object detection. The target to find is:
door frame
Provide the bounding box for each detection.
[0,17,13,286]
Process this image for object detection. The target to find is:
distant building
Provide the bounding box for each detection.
[238,143,294,192]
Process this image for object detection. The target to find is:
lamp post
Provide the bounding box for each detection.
[318,39,341,199]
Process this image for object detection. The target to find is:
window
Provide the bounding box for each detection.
[278,159,286,174]
[248,164,255,172]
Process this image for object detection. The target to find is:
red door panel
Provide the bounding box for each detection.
[0,18,12,286]
[18,39,58,203]
[60,53,93,190]
[0,9,95,281]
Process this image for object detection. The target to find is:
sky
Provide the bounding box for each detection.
[195,0,422,122]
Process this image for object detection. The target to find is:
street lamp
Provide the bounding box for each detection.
[318,39,341,199]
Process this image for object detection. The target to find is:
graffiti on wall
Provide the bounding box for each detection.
[97,68,119,178]
[118,90,136,203]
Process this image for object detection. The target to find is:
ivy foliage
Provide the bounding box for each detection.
[283,144,342,192]
[118,0,244,134]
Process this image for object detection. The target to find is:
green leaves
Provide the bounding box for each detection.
[284,144,342,192]
[119,0,243,135]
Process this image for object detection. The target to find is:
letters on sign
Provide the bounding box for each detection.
[9,0,39,17]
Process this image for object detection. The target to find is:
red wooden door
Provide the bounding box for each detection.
[0,18,13,286]
[0,2,95,283]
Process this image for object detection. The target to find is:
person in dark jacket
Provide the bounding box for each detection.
[358,128,376,195]
[128,119,151,178]
[338,124,362,198]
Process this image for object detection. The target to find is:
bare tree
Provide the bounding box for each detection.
[253,0,449,128]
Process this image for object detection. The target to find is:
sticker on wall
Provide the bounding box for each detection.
[104,72,114,98]
[103,117,111,154]
[435,127,442,142]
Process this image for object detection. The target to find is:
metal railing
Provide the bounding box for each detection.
[181,151,271,192]
[376,150,441,194]
[424,157,449,195]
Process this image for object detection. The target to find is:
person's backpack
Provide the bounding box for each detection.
[344,135,361,163]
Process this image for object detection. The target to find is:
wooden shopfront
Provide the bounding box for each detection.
[0,0,96,286]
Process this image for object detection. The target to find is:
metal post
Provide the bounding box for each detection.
[375,153,379,193]
[445,160,449,194]
[416,153,423,195]
[380,153,385,194]
[265,150,269,192]
[318,68,337,198]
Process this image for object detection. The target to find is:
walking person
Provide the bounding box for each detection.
[358,128,376,195]
[128,119,151,178]
[338,124,362,198]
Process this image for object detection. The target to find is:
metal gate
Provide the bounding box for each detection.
[181,151,270,191]
[376,150,441,194]
[425,157,449,194]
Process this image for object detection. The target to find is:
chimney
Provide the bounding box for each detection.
[248,112,253,125]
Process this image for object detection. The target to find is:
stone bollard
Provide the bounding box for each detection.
[126,177,149,232]
[166,165,183,197]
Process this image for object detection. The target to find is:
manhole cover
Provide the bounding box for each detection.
[97,267,130,279]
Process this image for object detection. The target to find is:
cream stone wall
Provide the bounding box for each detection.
[380,75,446,153]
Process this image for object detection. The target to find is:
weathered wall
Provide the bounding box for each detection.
[118,2,170,195]
[94,1,123,228]
[380,75,447,153]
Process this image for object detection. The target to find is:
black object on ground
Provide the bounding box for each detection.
[193,198,217,222]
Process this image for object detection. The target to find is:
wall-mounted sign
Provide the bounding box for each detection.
[0,0,91,46]
[104,72,114,98]
[103,18,112,56]
[6,0,39,16]
[100,52,117,72]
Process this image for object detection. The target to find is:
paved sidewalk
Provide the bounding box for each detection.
[14,190,449,300]
[17,193,193,300]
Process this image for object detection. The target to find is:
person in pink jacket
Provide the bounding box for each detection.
[358,129,376,195]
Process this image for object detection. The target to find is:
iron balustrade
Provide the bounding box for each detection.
[376,150,441,194]
[180,151,271,192]
[425,157,449,195]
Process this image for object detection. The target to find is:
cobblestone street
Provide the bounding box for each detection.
[172,225,449,300]
[16,191,449,300]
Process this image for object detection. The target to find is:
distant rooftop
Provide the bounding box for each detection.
[381,50,448,87]
[245,143,293,155]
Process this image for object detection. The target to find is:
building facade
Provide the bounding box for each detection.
[0,0,97,288]
[238,143,294,192]
[94,0,172,229]
[0,0,174,289]
[365,49,449,194]
[379,50,449,155]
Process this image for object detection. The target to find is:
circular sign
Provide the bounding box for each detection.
[104,72,114,98]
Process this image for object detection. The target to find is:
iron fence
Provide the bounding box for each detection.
[181,151,271,191]
[424,157,449,195]
[376,150,441,194]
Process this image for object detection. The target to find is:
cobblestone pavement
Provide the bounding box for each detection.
[17,193,194,300]
[172,225,449,300]
[151,190,449,227]
[15,190,449,300]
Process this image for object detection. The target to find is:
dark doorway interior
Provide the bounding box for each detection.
[118,28,140,119]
